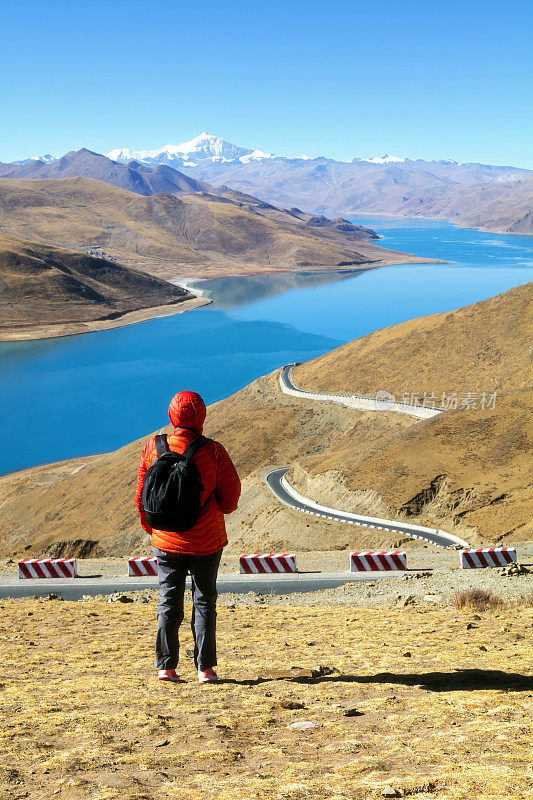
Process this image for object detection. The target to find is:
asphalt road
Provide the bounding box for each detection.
[279,364,442,419]
[0,570,403,601]
[265,467,470,549]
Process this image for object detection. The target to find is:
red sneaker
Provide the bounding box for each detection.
[198,668,218,683]
[157,668,180,682]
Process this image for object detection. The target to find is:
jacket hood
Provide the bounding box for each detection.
[168,391,206,433]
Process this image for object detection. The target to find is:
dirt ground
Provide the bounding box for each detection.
[1,592,531,800]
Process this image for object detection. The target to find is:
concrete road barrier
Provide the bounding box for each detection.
[128,557,158,576]
[350,551,407,571]
[459,547,517,569]
[18,558,77,579]
[239,553,297,574]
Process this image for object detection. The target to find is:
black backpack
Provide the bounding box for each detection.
[141,434,212,532]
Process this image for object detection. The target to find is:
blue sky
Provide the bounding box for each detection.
[1,0,532,167]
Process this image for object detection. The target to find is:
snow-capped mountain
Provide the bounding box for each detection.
[361,154,406,164]
[13,153,56,165]
[106,132,274,168]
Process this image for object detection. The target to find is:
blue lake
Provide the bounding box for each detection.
[0,218,531,475]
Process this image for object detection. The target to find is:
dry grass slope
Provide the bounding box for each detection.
[0,233,204,338]
[0,177,436,280]
[0,597,531,800]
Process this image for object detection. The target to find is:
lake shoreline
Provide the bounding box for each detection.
[349,211,533,237]
[0,295,211,343]
[0,255,446,343]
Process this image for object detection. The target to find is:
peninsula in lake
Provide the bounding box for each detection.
[0,161,441,340]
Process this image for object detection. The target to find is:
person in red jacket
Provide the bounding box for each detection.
[135,390,241,683]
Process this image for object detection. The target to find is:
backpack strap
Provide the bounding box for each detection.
[183,436,214,510]
[154,434,169,458]
[182,435,209,461]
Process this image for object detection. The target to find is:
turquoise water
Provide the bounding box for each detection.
[0,218,531,475]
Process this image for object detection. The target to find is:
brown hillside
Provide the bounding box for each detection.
[0,284,530,558]
[0,177,437,281]
[0,233,205,340]
[293,281,533,397]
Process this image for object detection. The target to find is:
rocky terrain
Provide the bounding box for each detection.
[0,233,206,340]
[0,283,530,559]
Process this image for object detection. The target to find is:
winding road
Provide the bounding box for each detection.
[279,364,443,419]
[266,365,470,549]
[266,467,470,548]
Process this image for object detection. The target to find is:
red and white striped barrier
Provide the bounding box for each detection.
[18,558,77,579]
[128,557,158,576]
[350,551,407,571]
[239,553,297,574]
[459,547,517,569]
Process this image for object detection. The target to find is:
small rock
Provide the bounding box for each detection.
[381,786,401,798]
[116,595,134,604]
[5,559,14,565]
[479,645,488,651]
[343,708,364,717]
[313,665,340,677]
[289,720,319,729]
[472,614,481,620]
[47,593,59,601]
[154,739,170,747]
[466,622,477,630]
[185,649,195,658]
[395,595,415,607]
[424,594,442,604]
[278,699,305,710]
[402,651,412,658]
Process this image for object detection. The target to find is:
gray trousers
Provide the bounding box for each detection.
[152,546,222,671]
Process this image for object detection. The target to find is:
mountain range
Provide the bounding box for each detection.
[5,132,533,233]
[0,148,210,196]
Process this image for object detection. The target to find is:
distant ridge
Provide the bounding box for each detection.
[0,148,210,197]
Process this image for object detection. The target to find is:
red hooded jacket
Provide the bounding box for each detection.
[134,391,241,555]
